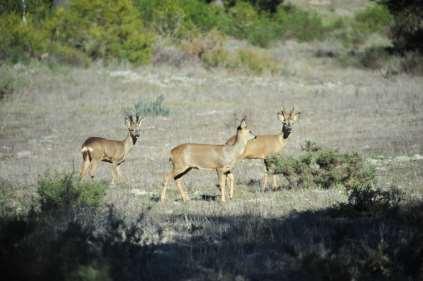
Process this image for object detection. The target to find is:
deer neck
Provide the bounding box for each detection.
[226,134,249,159]
[123,133,137,155]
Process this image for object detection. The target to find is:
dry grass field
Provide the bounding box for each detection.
[1,40,423,280]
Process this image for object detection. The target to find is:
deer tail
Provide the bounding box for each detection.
[81,146,93,162]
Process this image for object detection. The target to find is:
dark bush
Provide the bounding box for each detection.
[219,0,284,13]
[347,184,403,214]
[377,0,423,53]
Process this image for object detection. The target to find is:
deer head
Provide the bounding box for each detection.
[278,106,300,139]
[236,117,256,143]
[125,114,143,143]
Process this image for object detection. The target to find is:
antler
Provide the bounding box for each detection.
[280,106,286,118]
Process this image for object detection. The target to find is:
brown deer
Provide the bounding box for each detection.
[80,115,143,184]
[225,107,300,191]
[160,118,256,202]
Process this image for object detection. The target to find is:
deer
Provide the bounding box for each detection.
[80,115,143,184]
[160,118,256,203]
[225,107,300,191]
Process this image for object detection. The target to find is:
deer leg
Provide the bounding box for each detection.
[272,175,278,190]
[160,172,173,202]
[261,172,269,192]
[111,162,118,184]
[217,170,226,202]
[89,160,99,179]
[80,159,90,178]
[116,165,124,183]
[227,172,235,199]
[176,178,190,202]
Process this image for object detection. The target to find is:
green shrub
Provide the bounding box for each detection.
[0,13,48,62]
[180,0,230,33]
[227,1,259,39]
[136,0,228,39]
[247,16,280,47]
[276,5,326,42]
[264,141,376,189]
[148,0,188,37]
[334,4,392,48]
[45,0,154,65]
[133,95,170,117]
[353,4,392,35]
[38,173,107,210]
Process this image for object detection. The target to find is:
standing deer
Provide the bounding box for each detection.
[225,107,300,191]
[80,115,143,184]
[160,118,256,202]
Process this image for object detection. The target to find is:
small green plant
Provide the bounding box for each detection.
[38,173,107,210]
[133,95,170,117]
[0,179,31,218]
[264,141,376,189]
[67,264,112,281]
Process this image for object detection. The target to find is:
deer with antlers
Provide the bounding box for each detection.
[80,115,143,184]
[160,118,256,202]
[225,106,300,191]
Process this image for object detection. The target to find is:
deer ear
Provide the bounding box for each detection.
[277,112,285,122]
[137,117,143,126]
[292,112,301,122]
[125,117,131,127]
[240,119,247,129]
